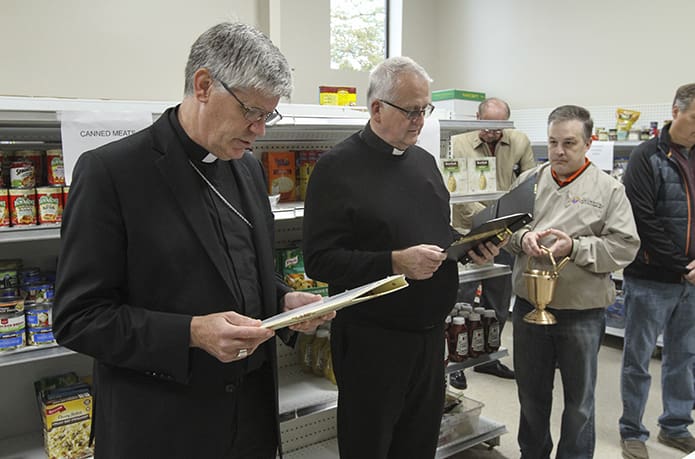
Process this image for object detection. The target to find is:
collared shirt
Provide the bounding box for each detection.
[168,108,263,322]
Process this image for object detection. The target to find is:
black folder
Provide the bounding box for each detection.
[446,172,537,263]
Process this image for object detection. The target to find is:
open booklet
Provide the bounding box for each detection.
[261,274,409,330]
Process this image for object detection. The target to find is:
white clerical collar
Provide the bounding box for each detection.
[202,153,218,163]
[392,148,405,156]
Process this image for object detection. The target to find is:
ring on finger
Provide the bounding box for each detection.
[237,348,248,359]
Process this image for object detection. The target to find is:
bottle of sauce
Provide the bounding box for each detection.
[296,329,316,373]
[444,315,452,364]
[483,310,501,353]
[311,329,330,376]
[468,312,484,358]
[449,316,469,362]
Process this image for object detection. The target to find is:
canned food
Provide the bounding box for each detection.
[46,149,65,186]
[18,267,41,285]
[27,328,55,346]
[36,186,63,224]
[20,282,54,303]
[25,301,53,328]
[9,161,35,189]
[0,297,25,351]
[0,188,9,226]
[9,188,37,225]
[0,287,18,298]
[12,150,43,186]
[0,259,21,289]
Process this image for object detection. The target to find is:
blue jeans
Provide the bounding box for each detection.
[619,275,695,441]
[513,298,605,459]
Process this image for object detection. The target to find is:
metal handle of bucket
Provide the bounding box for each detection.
[526,245,570,274]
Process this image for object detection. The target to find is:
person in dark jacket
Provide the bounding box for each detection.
[302,56,501,459]
[53,22,331,459]
[619,83,695,459]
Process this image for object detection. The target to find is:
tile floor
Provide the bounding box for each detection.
[448,323,689,459]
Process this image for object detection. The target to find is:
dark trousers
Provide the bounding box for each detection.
[331,318,446,459]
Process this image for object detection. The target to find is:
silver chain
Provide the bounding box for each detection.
[188,160,253,229]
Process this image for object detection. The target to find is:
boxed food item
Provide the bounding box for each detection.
[280,248,328,296]
[35,372,94,459]
[262,151,296,202]
[296,150,323,201]
[439,393,484,445]
[319,86,357,106]
[439,158,469,196]
[432,89,486,119]
[467,158,497,194]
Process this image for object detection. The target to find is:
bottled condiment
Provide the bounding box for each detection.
[311,329,330,376]
[296,329,316,373]
[448,316,468,362]
[468,312,485,358]
[473,307,486,316]
[444,315,452,363]
[482,310,500,353]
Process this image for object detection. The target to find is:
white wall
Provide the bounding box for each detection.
[0,0,260,101]
[432,0,695,109]
[3,0,692,109]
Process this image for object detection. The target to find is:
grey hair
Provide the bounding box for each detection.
[367,56,432,111]
[673,83,695,112]
[478,98,511,120]
[547,105,594,142]
[184,22,292,98]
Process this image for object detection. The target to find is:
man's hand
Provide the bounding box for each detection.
[392,244,447,280]
[684,260,695,285]
[467,237,507,265]
[522,228,572,259]
[190,311,274,363]
[283,291,336,333]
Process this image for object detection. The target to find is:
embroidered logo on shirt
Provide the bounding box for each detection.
[566,195,603,209]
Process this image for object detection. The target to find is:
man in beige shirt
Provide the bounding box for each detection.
[450,98,536,385]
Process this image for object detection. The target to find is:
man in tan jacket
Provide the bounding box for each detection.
[450,98,536,385]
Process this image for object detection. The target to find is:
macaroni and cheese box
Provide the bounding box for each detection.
[35,373,94,459]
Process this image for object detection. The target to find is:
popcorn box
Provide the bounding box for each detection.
[439,158,469,196]
[467,158,497,193]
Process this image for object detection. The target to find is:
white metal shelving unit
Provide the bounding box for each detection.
[0,96,514,457]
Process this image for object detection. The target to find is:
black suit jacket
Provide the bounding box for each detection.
[54,107,291,458]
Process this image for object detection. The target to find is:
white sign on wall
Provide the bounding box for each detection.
[586,141,615,172]
[59,111,153,185]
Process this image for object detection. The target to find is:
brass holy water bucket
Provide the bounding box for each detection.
[522,247,569,325]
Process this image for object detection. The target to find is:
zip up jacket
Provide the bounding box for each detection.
[623,123,692,283]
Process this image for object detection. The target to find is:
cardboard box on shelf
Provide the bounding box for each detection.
[439,158,469,196]
[262,151,297,202]
[467,158,497,194]
[34,372,94,459]
[432,89,486,119]
[319,86,357,106]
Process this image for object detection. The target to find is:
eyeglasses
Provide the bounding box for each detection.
[481,129,503,135]
[219,81,283,126]
[379,99,435,120]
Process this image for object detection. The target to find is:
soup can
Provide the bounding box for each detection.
[9,161,35,189]
[36,186,63,224]
[25,301,55,346]
[0,188,9,227]
[0,297,26,351]
[9,188,37,226]
[12,150,43,186]
[46,149,65,186]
